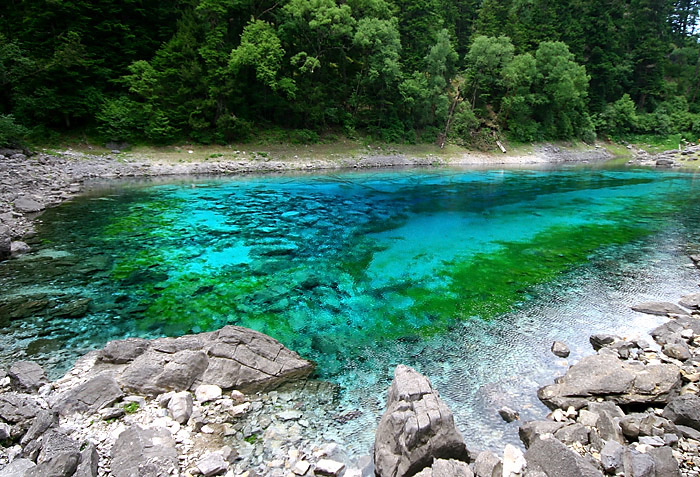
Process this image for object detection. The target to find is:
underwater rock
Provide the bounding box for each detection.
[52,298,91,318]
[373,365,469,477]
[631,301,688,316]
[537,353,681,409]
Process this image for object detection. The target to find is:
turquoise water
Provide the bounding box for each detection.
[1,165,700,451]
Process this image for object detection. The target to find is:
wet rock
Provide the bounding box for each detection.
[537,354,681,409]
[167,391,193,424]
[414,458,474,477]
[314,459,346,476]
[0,458,36,476]
[589,334,619,351]
[498,406,519,423]
[373,365,469,477]
[196,452,228,477]
[623,448,655,477]
[9,241,29,257]
[52,372,123,416]
[551,341,570,358]
[473,450,502,477]
[647,446,681,477]
[524,436,603,477]
[518,420,567,448]
[110,425,179,477]
[631,301,688,316]
[52,297,91,318]
[0,295,49,321]
[662,394,700,431]
[679,293,700,310]
[8,361,47,393]
[13,197,44,213]
[600,440,624,473]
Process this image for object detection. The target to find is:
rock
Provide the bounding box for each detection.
[631,301,688,316]
[99,338,149,364]
[691,254,700,267]
[8,361,47,393]
[656,158,675,167]
[518,420,567,448]
[373,365,469,477]
[195,384,222,403]
[52,298,91,318]
[651,317,700,345]
[647,446,681,477]
[524,436,603,477]
[167,391,193,424]
[0,422,10,440]
[600,440,624,473]
[502,444,526,476]
[315,459,346,476]
[0,458,36,476]
[52,372,123,416]
[292,460,311,475]
[473,450,502,477]
[662,394,700,431]
[498,406,519,423]
[662,342,691,361]
[0,224,10,260]
[590,334,619,351]
[577,409,599,427]
[277,410,303,421]
[638,435,664,447]
[36,429,81,463]
[20,409,58,445]
[622,448,655,477]
[677,424,700,439]
[679,293,700,310]
[551,341,570,358]
[196,452,228,477]
[588,401,625,444]
[98,407,125,420]
[537,354,681,409]
[554,423,589,445]
[75,442,99,477]
[0,392,42,423]
[111,425,179,477]
[414,459,474,477]
[9,241,29,257]
[119,349,208,396]
[13,197,44,213]
[25,452,81,477]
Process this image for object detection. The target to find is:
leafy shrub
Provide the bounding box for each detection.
[96,97,145,142]
[289,129,320,144]
[0,114,29,147]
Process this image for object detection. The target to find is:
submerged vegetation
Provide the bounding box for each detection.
[2,1,700,147]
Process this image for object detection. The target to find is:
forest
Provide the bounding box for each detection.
[1,0,700,148]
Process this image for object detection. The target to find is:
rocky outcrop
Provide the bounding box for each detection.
[373,365,469,477]
[110,425,179,477]
[631,301,688,316]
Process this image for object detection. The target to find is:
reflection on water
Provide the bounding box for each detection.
[1,166,699,452]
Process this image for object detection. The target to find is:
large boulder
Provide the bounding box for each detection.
[8,361,47,393]
[524,435,603,477]
[662,394,700,431]
[13,197,44,214]
[413,459,474,477]
[374,365,469,477]
[679,293,700,310]
[111,425,179,477]
[631,302,688,316]
[0,392,43,424]
[52,372,124,416]
[537,354,681,409]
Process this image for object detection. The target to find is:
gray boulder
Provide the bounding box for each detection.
[9,241,29,257]
[167,391,193,424]
[551,341,570,358]
[537,354,681,409]
[373,365,469,477]
[0,458,36,476]
[20,409,58,445]
[631,302,688,316]
[518,420,567,448]
[600,440,624,473]
[0,224,10,261]
[589,334,619,351]
[647,446,681,477]
[588,402,624,444]
[0,392,42,424]
[524,436,603,477]
[554,423,589,445]
[52,372,123,416]
[473,451,502,477]
[662,394,700,431]
[25,452,80,477]
[413,459,474,477]
[13,197,44,213]
[99,338,149,364]
[662,342,691,361]
[622,448,655,477]
[8,361,47,393]
[75,442,99,477]
[111,425,179,477]
[679,293,700,310]
[119,349,208,395]
[651,317,700,345]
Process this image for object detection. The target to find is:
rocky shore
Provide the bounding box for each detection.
[629,143,700,169]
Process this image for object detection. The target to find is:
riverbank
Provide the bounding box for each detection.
[0,141,612,247]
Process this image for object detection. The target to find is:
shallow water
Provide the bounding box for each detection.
[1,165,700,453]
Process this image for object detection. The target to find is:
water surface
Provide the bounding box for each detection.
[1,165,699,452]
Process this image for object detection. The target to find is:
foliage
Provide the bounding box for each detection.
[0,114,29,147]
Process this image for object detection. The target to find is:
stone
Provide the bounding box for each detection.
[473,450,502,477]
[13,197,44,213]
[0,224,10,260]
[75,442,99,477]
[52,298,91,318]
[551,341,570,358]
[578,409,599,427]
[20,409,58,445]
[277,410,303,421]
[196,452,228,477]
[111,425,179,477]
[314,459,346,476]
[414,459,474,477]
[195,384,222,403]
[537,354,681,409]
[52,372,123,416]
[600,440,624,473]
[0,422,10,440]
[623,448,655,477]
[662,394,700,431]
[638,435,664,447]
[663,342,691,361]
[651,316,700,345]
[524,436,603,477]
[677,424,700,439]
[0,392,42,423]
[502,444,526,476]
[25,452,81,477]
[554,423,589,445]
[588,401,625,444]
[9,241,29,257]
[292,460,311,475]
[168,391,193,424]
[373,365,469,477]
[679,293,700,310]
[0,458,36,476]
[8,361,47,393]
[98,407,125,420]
[647,446,681,477]
[99,338,149,364]
[518,420,567,448]
[498,406,519,423]
[36,429,81,464]
[631,301,688,316]
[590,334,619,351]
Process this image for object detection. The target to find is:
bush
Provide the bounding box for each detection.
[96,97,145,142]
[599,94,637,135]
[289,129,320,144]
[0,114,29,147]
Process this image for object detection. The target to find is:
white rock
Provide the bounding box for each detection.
[314,459,346,476]
[277,410,303,421]
[292,460,311,475]
[230,402,251,417]
[197,452,228,477]
[168,391,193,424]
[195,384,222,403]
[502,444,526,476]
[551,408,567,422]
[201,424,215,434]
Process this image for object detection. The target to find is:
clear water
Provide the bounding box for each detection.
[1,165,700,453]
